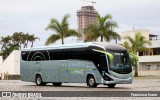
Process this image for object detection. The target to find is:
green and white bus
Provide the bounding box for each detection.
[20,42,132,88]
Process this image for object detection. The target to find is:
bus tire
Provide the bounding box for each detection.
[52,83,62,86]
[106,84,116,88]
[87,75,97,87]
[35,75,46,86]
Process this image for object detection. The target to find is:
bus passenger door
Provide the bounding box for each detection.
[59,65,69,82]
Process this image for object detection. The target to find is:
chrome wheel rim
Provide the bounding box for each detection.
[37,77,41,84]
[89,78,94,86]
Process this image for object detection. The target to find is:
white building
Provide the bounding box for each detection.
[122,29,160,76]
[0,56,2,65]
[0,50,20,79]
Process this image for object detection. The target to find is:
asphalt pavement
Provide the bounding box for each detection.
[0,78,160,99]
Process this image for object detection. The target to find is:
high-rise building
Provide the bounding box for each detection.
[77,6,98,34]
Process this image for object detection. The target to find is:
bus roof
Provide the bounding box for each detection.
[22,42,126,52]
[94,42,126,51]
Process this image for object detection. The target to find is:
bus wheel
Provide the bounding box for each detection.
[52,83,62,86]
[87,75,97,87]
[106,84,116,88]
[35,75,45,86]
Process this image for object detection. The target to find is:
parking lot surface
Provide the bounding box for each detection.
[0,78,160,91]
[0,78,160,99]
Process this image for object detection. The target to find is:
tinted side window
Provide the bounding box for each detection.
[26,50,50,61]
[21,51,30,61]
[49,50,65,60]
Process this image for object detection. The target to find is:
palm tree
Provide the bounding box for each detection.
[0,32,39,59]
[12,32,23,49]
[45,14,80,45]
[124,32,151,77]
[0,36,11,59]
[84,14,120,42]
[122,41,132,52]
[0,35,12,49]
[0,35,18,59]
[29,34,40,47]
[23,33,30,48]
[0,47,11,59]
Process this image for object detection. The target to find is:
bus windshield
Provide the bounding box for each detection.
[108,51,132,74]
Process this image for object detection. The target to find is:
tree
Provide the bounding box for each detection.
[12,32,23,49]
[84,14,120,42]
[0,35,20,59]
[22,33,30,48]
[122,41,132,52]
[0,35,12,59]
[123,32,151,77]
[29,34,40,47]
[0,32,39,59]
[45,14,80,45]
[0,35,11,49]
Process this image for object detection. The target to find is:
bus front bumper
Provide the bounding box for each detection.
[103,77,132,84]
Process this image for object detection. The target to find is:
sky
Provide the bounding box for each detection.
[0,0,160,46]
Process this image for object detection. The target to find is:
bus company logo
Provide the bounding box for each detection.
[2,92,11,97]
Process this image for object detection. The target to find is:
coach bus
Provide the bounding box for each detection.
[20,42,132,88]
